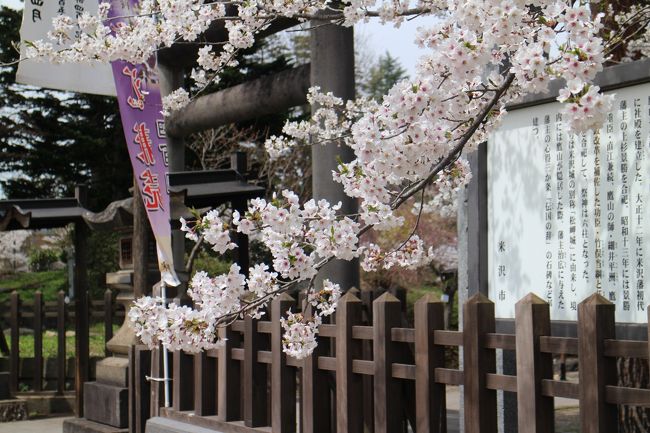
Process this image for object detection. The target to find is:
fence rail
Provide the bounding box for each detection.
[1,289,123,394]
[128,290,650,433]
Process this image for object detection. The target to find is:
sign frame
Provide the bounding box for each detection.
[465,58,650,340]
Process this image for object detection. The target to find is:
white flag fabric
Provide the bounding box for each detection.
[16,0,116,96]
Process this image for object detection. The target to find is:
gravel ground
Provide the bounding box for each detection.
[555,407,580,433]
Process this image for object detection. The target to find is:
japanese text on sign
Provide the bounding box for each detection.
[488,83,650,322]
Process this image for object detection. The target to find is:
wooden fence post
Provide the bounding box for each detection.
[414,294,446,433]
[360,289,376,433]
[104,289,113,356]
[73,222,89,417]
[578,294,616,433]
[129,346,136,433]
[134,346,152,433]
[373,292,403,433]
[218,326,241,421]
[150,348,161,417]
[336,292,363,433]
[172,350,194,411]
[10,291,20,395]
[33,290,43,392]
[301,305,331,433]
[57,290,66,395]
[194,351,217,416]
[463,293,497,433]
[515,293,553,433]
[272,293,297,433]
[244,315,268,427]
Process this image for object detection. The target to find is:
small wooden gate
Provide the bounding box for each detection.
[1,289,122,394]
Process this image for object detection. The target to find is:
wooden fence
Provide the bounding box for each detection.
[127,290,650,433]
[0,289,123,394]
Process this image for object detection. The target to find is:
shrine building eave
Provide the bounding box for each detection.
[0,198,86,231]
[169,169,265,209]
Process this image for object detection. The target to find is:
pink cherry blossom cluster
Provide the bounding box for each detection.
[128,296,220,352]
[280,279,341,358]
[30,0,629,357]
[360,235,434,272]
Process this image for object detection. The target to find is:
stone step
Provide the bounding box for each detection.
[63,417,128,433]
[18,392,75,416]
[83,382,128,428]
[146,417,225,433]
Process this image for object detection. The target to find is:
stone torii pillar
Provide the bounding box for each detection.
[310,19,360,291]
[158,61,188,298]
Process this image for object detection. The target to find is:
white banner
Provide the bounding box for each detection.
[16,0,116,96]
[488,82,650,323]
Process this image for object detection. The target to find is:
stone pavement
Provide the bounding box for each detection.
[0,387,579,433]
[0,416,70,433]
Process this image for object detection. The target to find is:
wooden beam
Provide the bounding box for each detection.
[578,294,617,433]
[74,221,90,417]
[515,293,553,433]
[336,293,363,433]
[165,64,310,138]
[463,293,497,433]
[132,181,150,298]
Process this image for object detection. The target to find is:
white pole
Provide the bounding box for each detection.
[161,281,171,408]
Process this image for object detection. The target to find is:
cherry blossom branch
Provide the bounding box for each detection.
[185,235,205,274]
[206,72,516,324]
[391,73,515,211]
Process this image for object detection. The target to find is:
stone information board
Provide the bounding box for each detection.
[488,82,650,322]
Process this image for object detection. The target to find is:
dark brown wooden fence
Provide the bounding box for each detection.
[0,289,123,394]
[130,290,650,433]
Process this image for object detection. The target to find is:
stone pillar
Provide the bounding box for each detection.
[159,61,188,299]
[462,144,516,433]
[309,19,359,291]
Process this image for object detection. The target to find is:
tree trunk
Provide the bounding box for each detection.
[617,357,650,432]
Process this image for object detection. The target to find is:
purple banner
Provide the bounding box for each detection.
[107,0,180,287]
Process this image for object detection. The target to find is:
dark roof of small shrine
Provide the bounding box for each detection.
[0,165,265,231]
[0,197,86,231]
[169,169,265,208]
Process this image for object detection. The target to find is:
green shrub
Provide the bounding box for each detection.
[28,249,60,272]
[189,249,232,276]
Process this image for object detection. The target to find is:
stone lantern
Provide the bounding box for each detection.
[79,227,159,432]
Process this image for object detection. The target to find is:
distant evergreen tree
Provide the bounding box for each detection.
[360,51,408,102]
[0,6,130,210]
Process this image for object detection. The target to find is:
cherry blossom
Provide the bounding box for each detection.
[21,0,637,357]
[280,311,320,359]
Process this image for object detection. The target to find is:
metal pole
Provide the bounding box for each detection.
[160,281,171,408]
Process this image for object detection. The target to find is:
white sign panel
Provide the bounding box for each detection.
[16,0,116,96]
[488,83,650,323]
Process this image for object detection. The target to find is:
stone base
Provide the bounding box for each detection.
[146,417,222,433]
[63,417,128,433]
[21,393,75,416]
[83,382,128,428]
[0,399,27,422]
[96,357,129,388]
